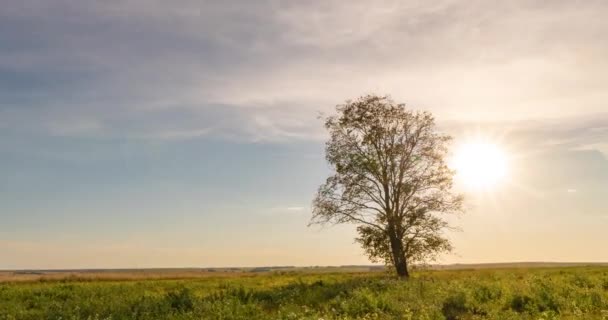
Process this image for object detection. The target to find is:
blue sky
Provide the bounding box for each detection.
[1,0,607,268]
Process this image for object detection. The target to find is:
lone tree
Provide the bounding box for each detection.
[311,95,463,278]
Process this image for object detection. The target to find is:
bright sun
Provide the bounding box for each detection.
[452,141,508,189]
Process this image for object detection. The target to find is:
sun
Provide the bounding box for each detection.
[451,140,508,189]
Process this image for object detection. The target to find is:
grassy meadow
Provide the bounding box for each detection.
[1,267,607,319]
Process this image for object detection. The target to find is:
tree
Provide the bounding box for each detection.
[311,95,463,278]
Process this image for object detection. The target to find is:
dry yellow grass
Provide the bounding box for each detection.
[3,263,603,283]
[0,269,253,283]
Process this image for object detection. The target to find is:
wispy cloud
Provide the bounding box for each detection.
[1,0,607,142]
[286,207,305,212]
[265,206,308,215]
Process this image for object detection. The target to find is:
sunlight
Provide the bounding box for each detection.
[451,140,508,190]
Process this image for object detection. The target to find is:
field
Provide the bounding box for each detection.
[1,266,607,319]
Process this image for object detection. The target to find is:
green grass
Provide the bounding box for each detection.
[1,267,607,319]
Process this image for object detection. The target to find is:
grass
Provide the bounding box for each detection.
[0,267,607,319]
[0,270,245,283]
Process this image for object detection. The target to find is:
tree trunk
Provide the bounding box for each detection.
[388,227,409,279]
[394,255,409,278]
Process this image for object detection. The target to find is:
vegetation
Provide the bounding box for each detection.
[312,95,463,277]
[1,267,607,319]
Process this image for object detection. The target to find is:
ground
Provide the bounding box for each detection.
[1,266,607,319]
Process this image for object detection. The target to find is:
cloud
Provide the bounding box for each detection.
[286,207,305,212]
[1,0,607,141]
[265,206,308,215]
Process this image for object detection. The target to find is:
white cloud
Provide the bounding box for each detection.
[286,207,305,211]
[1,0,608,142]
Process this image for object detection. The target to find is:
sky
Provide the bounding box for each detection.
[1,0,607,269]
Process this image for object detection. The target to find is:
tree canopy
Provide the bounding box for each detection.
[311,95,463,278]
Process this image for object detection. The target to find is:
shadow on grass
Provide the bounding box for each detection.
[202,276,399,317]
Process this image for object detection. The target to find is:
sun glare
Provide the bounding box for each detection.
[452,141,508,189]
